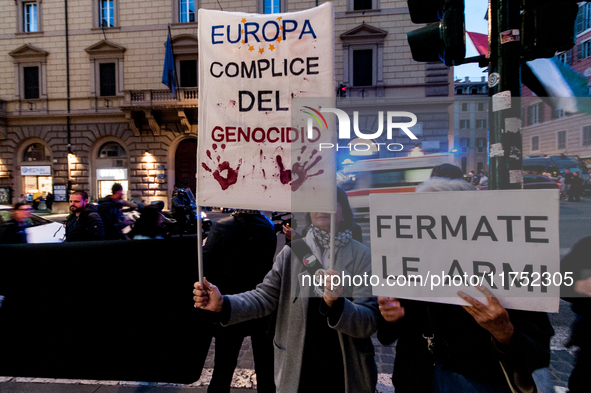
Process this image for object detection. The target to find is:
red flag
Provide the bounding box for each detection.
[466,31,488,57]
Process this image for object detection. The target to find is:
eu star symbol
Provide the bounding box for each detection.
[277,36,282,42]
[277,16,282,21]
[269,44,275,51]
[241,18,246,23]
[248,45,254,52]
[258,47,265,54]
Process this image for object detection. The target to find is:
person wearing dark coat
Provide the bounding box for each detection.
[561,237,591,393]
[45,192,54,212]
[568,171,584,202]
[200,210,277,393]
[0,203,32,244]
[65,190,104,242]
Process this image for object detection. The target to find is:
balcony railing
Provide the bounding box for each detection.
[123,88,198,107]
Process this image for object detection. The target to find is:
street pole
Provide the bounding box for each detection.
[488,0,522,190]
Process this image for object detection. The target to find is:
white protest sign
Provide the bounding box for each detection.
[197,4,336,213]
[370,189,561,313]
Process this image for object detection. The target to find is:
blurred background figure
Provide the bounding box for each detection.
[568,171,584,202]
[128,205,164,240]
[45,192,54,212]
[171,188,191,234]
[430,163,464,180]
[98,183,135,240]
[0,203,32,244]
[201,209,277,393]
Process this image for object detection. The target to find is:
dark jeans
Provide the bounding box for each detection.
[208,322,275,393]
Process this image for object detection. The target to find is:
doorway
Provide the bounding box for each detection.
[175,139,197,192]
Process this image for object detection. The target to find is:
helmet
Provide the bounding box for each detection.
[177,188,185,195]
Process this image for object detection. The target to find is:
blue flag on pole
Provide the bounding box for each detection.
[162,33,177,99]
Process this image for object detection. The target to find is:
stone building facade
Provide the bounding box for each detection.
[453,76,489,175]
[0,0,453,211]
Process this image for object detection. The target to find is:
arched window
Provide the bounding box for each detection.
[23,143,48,162]
[98,142,127,158]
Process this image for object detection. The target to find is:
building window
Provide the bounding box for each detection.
[9,44,49,105]
[577,3,591,34]
[557,130,567,150]
[341,24,386,93]
[531,136,540,151]
[461,156,467,173]
[99,63,116,96]
[92,0,119,28]
[354,0,372,10]
[552,108,565,119]
[476,119,487,129]
[577,40,591,60]
[527,103,544,125]
[100,0,114,27]
[460,138,469,153]
[456,88,463,95]
[353,49,373,86]
[180,0,195,22]
[583,126,591,146]
[559,49,573,65]
[477,137,486,153]
[179,60,197,87]
[23,66,40,99]
[99,142,127,158]
[347,0,377,11]
[23,143,47,161]
[173,0,200,24]
[470,87,478,94]
[461,102,469,111]
[257,0,286,13]
[85,41,126,99]
[263,0,280,13]
[16,0,43,33]
[24,2,38,32]
[460,119,470,129]
[477,102,486,111]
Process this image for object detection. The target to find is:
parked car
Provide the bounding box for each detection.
[478,175,562,194]
[0,205,65,243]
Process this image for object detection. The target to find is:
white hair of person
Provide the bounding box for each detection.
[416,177,478,192]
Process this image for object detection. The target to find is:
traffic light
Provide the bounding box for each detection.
[339,83,347,97]
[406,0,465,66]
[521,0,579,61]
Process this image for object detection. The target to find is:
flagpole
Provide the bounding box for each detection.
[197,204,204,283]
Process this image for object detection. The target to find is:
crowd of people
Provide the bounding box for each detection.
[0,183,178,244]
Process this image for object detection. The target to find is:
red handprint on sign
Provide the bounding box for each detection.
[276,145,324,192]
[201,144,242,191]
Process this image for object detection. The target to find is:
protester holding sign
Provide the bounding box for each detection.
[193,188,379,393]
[377,176,554,393]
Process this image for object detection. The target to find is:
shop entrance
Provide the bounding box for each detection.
[175,139,197,192]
